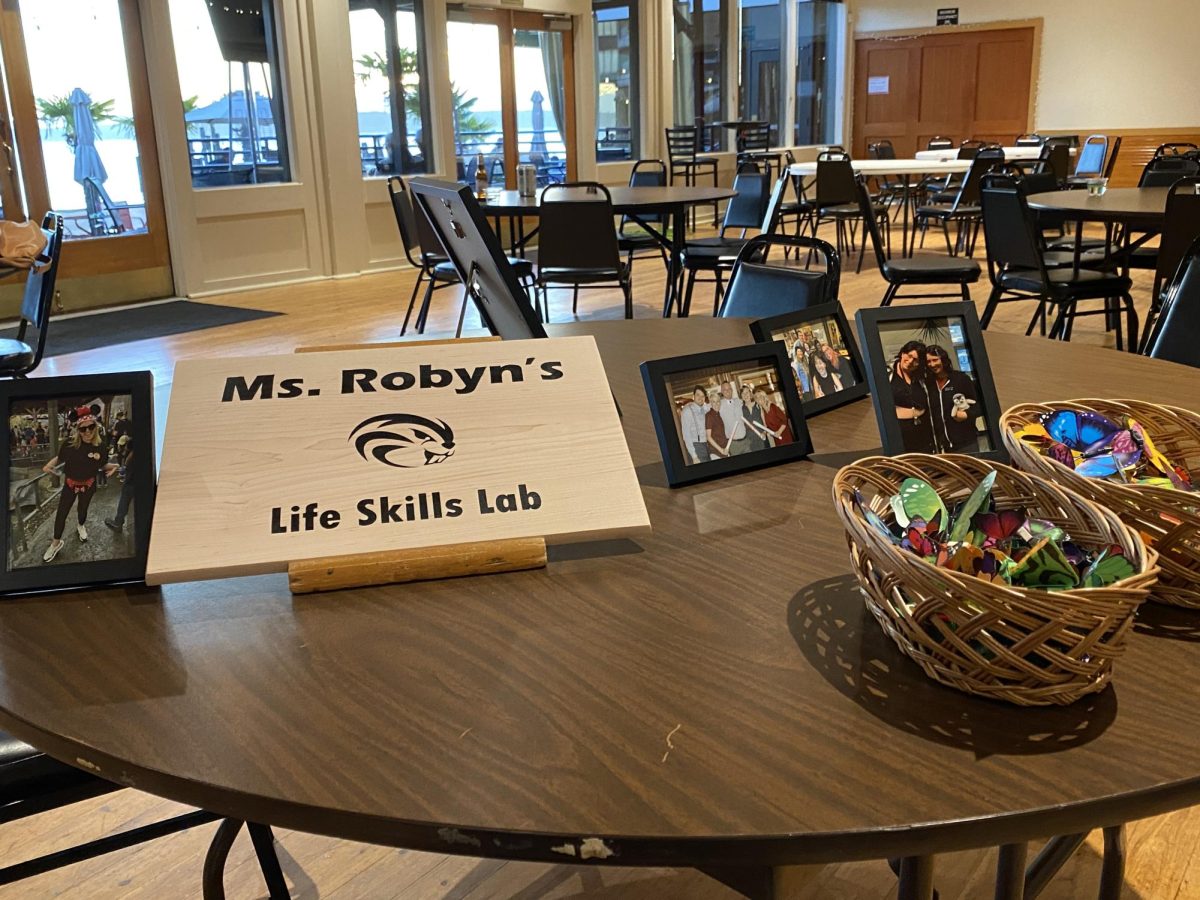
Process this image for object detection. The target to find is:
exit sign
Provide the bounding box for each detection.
[937,7,959,25]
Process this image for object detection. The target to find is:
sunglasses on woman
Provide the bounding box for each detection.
[79,424,96,432]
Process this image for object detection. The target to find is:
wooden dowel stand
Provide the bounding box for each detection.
[288,537,547,594]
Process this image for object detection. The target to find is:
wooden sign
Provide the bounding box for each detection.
[146,337,649,584]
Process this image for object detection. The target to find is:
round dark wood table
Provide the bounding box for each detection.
[2,320,1200,900]
[1026,187,1169,225]
[482,186,735,319]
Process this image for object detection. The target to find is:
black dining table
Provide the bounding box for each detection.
[481,185,735,318]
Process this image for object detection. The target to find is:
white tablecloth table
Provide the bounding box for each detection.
[914,145,1076,162]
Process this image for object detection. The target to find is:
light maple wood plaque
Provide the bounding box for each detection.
[146,337,649,584]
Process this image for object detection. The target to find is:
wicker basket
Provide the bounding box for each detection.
[1001,399,1200,609]
[833,454,1158,707]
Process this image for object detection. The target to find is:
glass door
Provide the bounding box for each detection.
[0,0,170,301]
[446,9,576,190]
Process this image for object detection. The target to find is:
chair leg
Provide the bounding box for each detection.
[960,282,972,304]
[1123,292,1139,352]
[880,283,898,307]
[414,278,437,334]
[682,268,697,318]
[980,284,1004,329]
[571,283,579,314]
[713,269,726,316]
[1048,303,1070,340]
[454,287,470,339]
[941,220,954,256]
[247,823,290,900]
[400,268,425,336]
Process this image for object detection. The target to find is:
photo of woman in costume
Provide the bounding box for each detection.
[40,405,118,563]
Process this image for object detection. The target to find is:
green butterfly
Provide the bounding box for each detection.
[949,471,996,543]
[897,478,948,532]
[1082,549,1136,588]
[1010,539,1080,590]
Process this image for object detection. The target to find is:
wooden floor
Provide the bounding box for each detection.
[4,219,1194,899]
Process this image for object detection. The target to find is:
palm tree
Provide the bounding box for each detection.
[36,95,116,150]
[355,51,493,137]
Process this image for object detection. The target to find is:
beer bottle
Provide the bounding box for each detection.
[474,153,488,199]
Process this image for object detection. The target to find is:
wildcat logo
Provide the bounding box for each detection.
[349,413,456,468]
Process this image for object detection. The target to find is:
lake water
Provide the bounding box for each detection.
[42,137,146,214]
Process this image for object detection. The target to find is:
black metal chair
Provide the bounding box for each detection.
[0,213,62,379]
[679,170,786,316]
[1037,142,1072,186]
[813,151,888,260]
[913,149,1003,257]
[927,136,954,150]
[617,159,670,274]
[1014,133,1045,147]
[665,125,719,229]
[855,181,980,306]
[1154,142,1199,159]
[1140,178,1200,346]
[536,182,633,321]
[387,176,534,336]
[979,173,1138,350]
[718,234,839,318]
[735,122,783,179]
[1145,235,1200,367]
[1139,155,1200,187]
[777,149,816,249]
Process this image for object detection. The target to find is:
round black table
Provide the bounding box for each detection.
[482,185,735,318]
[1026,187,1169,226]
[2,320,1199,900]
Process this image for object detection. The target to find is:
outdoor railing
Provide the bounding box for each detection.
[8,468,59,557]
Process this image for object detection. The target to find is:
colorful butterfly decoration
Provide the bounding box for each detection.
[1013,409,1196,492]
[853,472,1137,592]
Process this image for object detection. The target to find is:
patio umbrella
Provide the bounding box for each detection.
[530,90,547,158]
[70,88,108,188]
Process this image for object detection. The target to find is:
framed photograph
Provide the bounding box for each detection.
[855,302,1006,461]
[3,372,156,595]
[408,178,548,341]
[750,302,870,416]
[641,343,813,488]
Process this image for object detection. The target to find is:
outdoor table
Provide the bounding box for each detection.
[481,185,735,318]
[2,317,1200,900]
[789,158,972,257]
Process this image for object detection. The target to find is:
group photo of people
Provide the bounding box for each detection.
[667,363,796,466]
[7,393,139,571]
[878,317,992,454]
[766,314,860,403]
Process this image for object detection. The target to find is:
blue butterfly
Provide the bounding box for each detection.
[1041,410,1121,450]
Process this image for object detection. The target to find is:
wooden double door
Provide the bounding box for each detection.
[853,26,1036,158]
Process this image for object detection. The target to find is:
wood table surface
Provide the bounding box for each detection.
[1026,187,1171,225]
[2,319,1200,870]
[481,185,735,215]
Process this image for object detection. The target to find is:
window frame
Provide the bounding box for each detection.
[592,0,640,162]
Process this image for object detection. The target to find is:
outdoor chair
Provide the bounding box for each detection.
[387,176,534,336]
[718,234,840,318]
[855,181,980,306]
[979,174,1138,350]
[678,168,783,316]
[1145,235,1200,368]
[82,178,130,236]
[0,213,63,379]
[535,182,633,321]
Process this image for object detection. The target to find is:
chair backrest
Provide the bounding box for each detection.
[740,123,771,152]
[867,140,897,160]
[956,145,980,160]
[815,153,857,208]
[83,177,124,236]
[1147,234,1200,367]
[1015,133,1045,147]
[1154,143,1199,159]
[954,149,1005,208]
[1038,143,1071,182]
[1073,134,1108,177]
[1102,135,1122,180]
[10,213,64,377]
[759,170,790,237]
[980,173,1048,282]
[537,182,621,271]
[1155,177,1200,287]
[665,126,699,163]
[1140,156,1200,187]
[721,168,772,233]
[385,176,425,268]
[960,139,985,150]
[1046,135,1080,149]
[927,136,953,150]
[720,234,840,317]
[623,159,668,230]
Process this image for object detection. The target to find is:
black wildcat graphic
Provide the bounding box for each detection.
[349,414,456,468]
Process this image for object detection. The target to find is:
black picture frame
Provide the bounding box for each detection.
[855,302,1007,462]
[408,178,548,341]
[640,342,813,488]
[749,301,870,417]
[2,372,156,595]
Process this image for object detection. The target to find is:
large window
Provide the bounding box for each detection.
[739,0,784,146]
[793,0,840,146]
[593,0,638,161]
[169,0,291,188]
[673,0,728,151]
[348,0,432,177]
